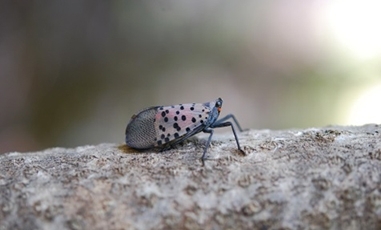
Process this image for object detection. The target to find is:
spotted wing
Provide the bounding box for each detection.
[153,102,212,147]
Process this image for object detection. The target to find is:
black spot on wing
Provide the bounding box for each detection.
[173,123,181,132]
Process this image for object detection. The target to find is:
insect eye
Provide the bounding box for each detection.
[215,101,222,107]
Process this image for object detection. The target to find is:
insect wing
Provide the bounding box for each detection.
[153,103,211,146]
[125,106,159,149]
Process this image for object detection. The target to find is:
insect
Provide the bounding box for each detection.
[125,98,246,165]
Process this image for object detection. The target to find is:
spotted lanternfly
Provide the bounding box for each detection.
[125,98,246,165]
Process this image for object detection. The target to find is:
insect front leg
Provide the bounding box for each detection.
[214,114,247,132]
[210,121,246,156]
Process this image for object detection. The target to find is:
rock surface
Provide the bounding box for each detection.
[1,124,381,229]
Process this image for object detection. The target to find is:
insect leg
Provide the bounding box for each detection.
[214,114,246,132]
[210,121,246,156]
[201,127,214,166]
[160,126,204,152]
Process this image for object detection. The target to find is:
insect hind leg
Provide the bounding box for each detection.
[160,126,204,152]
[200,128,214,166]
[213,114,247,132]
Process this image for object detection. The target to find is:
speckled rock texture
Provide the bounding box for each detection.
[1,124,381,230]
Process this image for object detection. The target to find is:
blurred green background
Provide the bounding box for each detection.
[1,1,381,153]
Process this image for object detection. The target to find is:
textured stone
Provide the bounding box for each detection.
[1,124,381,229]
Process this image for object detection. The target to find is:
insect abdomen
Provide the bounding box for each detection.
[125,108,157,149]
